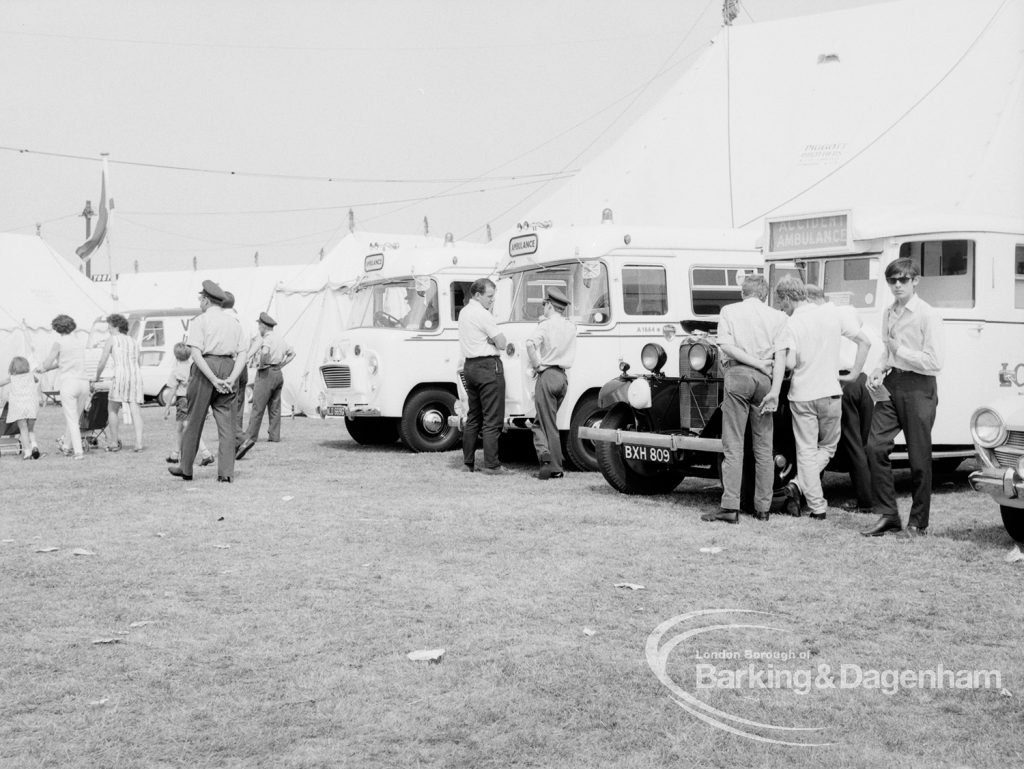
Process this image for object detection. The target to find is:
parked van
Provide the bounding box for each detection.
[88,308,199,403]
[462,219,763,471]
[318,241,502,451]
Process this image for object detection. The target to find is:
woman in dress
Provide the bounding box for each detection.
[95,313,145,452]
[36,314,90,460]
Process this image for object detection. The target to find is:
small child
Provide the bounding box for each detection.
[1,356,42,459]
[164,343,214,466]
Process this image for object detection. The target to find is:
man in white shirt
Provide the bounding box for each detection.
[524,287,577,480]
[776,278,871,519]
[703,274,789,523]
[457,278,509,474]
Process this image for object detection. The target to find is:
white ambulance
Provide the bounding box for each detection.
[763,209,1024,469]
[481,219,763,471]
[319,240,501,451]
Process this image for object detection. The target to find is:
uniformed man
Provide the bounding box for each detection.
[236,312,295,459]
[168,280,247,482]
[525,287,577,480]
[221,291,254,453]
[458,278,509,474]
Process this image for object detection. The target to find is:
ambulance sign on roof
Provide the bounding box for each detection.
[766,212,851,256]
[364,253,385,272]
[509,234,538,258]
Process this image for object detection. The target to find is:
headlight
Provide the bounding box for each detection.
[971,407,1006,449]
[641,343,667,373]
[1018,455,1024,478]
[688,342,716,374]
[367,355,378,375]
[627,378,652,409]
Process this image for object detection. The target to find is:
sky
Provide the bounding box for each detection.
[1,0,888,276]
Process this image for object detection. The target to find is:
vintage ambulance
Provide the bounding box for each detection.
[318,240,501,452]
[580,209,1024,497]
[463,218,763,471]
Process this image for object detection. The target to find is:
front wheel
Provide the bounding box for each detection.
[565,393,606,472]
[594,404,685,495]
[400,388,460,452]
[344,416,400,445]
[1001,506,1024,543]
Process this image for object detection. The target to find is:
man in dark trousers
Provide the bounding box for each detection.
[168,280,247,483]
[457,278,508,474]
[862,258,944,537]
[221,291,252,453]
[525,287,577,480]
[236,312,295,459]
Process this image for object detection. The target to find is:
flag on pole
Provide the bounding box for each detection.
[76,162,109,261]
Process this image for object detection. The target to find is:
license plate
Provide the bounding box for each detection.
[623,444,672,464]
[326,405,347,417]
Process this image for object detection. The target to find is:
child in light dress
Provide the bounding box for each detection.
[1,356,42,459]
[163,343,214,466]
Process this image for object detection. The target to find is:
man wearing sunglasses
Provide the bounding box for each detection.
[862,258,944,538]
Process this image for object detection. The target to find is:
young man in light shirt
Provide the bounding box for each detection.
[776,278,871,520]
[862,258,944,538]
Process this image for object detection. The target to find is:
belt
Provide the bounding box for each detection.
[888,367,931,376]
[466,356,499,361]
[539,365,565,372]
[203,353,234,359]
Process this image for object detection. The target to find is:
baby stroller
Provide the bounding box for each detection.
[80,387,111,451]
[0,403,24,457]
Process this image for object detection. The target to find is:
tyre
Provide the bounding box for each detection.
[565,393,606,472]
[399,388,460,453]
[1001,506,1024,543]
[156,385,174,407]
[344,416,399,445]
[594,404,685,495]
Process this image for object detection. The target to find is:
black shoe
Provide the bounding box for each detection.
[235,438,255,460]
[537,463,563,480]
[168,466,193,481]
[217,476,232,483]
[809,512,827,521]
[461,464,475,473]
[861,516,901,537]
[31,447,40,459]
[701,509,739,524]
[753,510,770,521]
[906,525,928,537]
[480,466,508,475]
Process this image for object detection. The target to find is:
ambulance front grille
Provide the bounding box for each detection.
[321,365,351,389]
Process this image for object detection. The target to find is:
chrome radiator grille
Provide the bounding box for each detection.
[993,431,1024,469]
[678,346,724,432]
[321,365,351,389]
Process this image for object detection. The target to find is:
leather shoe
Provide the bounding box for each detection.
[809,512,827,520]
[537,463,563,480]
[235,438,255,460]
[701,508,739,524]
[752,510,770,521]
[200,454,216,467]
[461,464,475,473]
[479,465,508,475]
[861,516,902,537]
[168,466,193,481]
[906,525,928,537]
[217,476,232,483]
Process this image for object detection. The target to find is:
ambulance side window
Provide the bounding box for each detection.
[1015,245,1024,310]
[142,321,165,348]
[622,266,667,316]
[451,282,475,321]
[691,267,750,315]
[898,240,975,308]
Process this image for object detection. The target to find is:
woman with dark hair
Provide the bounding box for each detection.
[36,314,89,459]
[95,313,145,451]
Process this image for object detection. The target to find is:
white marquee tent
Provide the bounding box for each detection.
[526,0,1024,231]
[0,234,111,387]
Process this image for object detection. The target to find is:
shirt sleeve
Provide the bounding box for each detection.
[478,309,500,339]
[838,306,862,340]
[188,315,206,351]
[716,308,736,348]
[898,306,944,374]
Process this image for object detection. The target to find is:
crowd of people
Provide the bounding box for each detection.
[1,280,294,479]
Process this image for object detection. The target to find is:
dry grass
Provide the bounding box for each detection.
[1,405,1021,768]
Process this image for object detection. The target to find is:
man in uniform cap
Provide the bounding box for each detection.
[168,280,248,482]
[235,311,295,459]
[524,287,577,479]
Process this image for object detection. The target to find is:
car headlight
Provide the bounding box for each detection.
[367,355,379,375]
[688,342,716,374]
[971,407,1006,449]
[627,378,652,409]
[641,343,667,373]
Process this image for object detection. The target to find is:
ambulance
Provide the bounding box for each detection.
[319,240,501,452]
[471,218,764,471]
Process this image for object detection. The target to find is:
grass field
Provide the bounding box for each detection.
[1,405,1022,768]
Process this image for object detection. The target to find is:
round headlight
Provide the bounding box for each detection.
[627,378,652,410]
[688,342,716,373]
[641,343,667,373]
[971,407,1006,449]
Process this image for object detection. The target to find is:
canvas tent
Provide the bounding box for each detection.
[525,0,1024,231]
[268,231,456,415]
[0,234,111,388]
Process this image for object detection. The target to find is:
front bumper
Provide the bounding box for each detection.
[577,426,723,454]
[969,466,1024,507]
